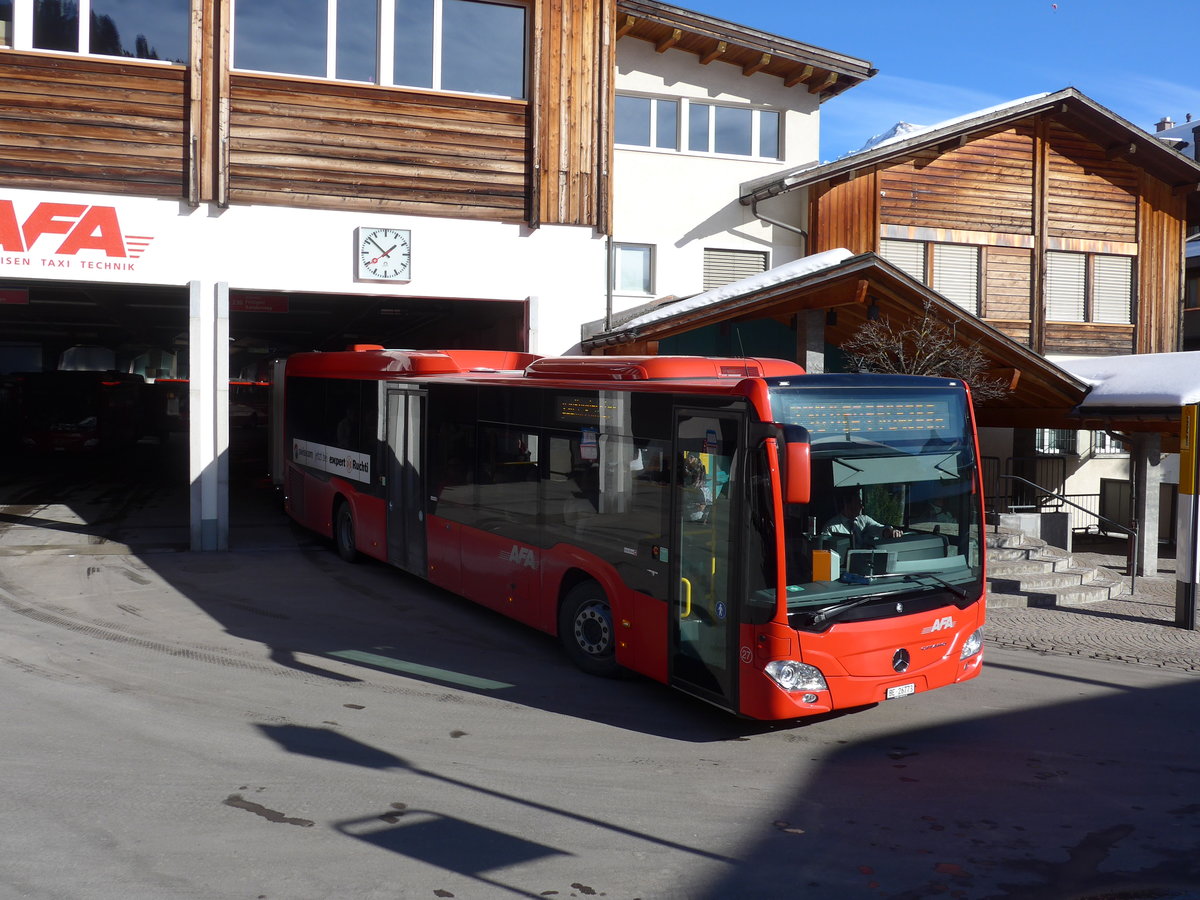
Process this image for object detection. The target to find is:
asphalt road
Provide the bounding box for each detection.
[1,541,1198,900]
[2,442,1199,899]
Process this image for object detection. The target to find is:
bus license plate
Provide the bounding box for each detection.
[887,683,916,700]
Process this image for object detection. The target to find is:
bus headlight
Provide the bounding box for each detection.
[764,660,828,692]
[960,629,983,659]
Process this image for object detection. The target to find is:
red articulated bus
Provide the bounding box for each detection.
[279,347,986,720]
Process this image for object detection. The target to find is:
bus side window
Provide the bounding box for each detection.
[476,425,540,529]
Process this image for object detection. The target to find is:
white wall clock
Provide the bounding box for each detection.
[355,227,411,282]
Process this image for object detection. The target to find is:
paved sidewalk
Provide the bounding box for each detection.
[985,538,1200,673]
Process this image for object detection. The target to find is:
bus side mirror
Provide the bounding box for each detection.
[781,425,811,505]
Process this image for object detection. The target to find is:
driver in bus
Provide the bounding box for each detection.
[821,489,903,549]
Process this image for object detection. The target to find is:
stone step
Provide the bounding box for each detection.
[984,526,1126,608]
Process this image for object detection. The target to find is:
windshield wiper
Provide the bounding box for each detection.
[900,571,967,600]
[799,571,969,627]
[802,594,885,626]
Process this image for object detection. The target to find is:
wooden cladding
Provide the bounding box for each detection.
[1044,321,1134,356]
[0,0,611,229]
[0,53,187,197]
[533,0,612,228]
[983,245,1033,326]
[1045,122,1138,243]
[878,125,1035,234]
[228,75,529,222]
[808,172,877,254]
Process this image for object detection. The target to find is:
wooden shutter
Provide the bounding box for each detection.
[703,249,768,290]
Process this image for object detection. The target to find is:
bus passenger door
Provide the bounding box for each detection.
[670,409,741,710]
[385,388,427,575]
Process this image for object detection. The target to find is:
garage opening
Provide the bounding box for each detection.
[0,280,527,552]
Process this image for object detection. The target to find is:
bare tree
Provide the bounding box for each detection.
[842,300,1012,403]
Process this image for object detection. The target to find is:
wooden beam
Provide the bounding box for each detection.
[699,41,726,65]
[808,73,838,94]
[784,65,814,88]
[1105,141,1136,160]
[655,28,681,53]
[984,367,1022,390]
[742,53,770,77]
[616,14,636,39]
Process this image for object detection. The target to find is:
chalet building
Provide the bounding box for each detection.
[587,88,1200,573]
[0,0,873,547]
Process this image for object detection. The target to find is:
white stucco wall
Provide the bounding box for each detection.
[611,39,818,312]
[0,187,604,355]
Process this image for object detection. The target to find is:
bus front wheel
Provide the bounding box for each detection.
[559,582,620,678]
[334,502,359,563]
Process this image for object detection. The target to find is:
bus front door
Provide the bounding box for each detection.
[385,388,427,575]
[670,409,741,710]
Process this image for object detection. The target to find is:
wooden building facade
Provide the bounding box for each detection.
[741,89,1200,359]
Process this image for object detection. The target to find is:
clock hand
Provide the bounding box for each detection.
[369,245,397,265]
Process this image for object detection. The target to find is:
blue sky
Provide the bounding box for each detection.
[685,0,1200,162]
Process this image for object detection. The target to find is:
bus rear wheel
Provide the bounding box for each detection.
[559,582,621,678]
[334,501,359,563]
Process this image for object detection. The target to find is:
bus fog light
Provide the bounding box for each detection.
[802,693,818,703]
[960,629,983,659]
[764,660,827,692]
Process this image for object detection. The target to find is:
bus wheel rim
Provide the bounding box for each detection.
[574,601,611,656]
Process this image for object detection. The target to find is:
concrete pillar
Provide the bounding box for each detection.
[1132,432,1162,577]
[188,280,230,551]
[797,309,825,373]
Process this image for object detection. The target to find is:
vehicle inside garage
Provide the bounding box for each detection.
[0,279,527,549]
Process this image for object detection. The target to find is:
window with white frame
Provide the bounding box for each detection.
[232,0,527,98]
[5,0,189,62]
[615,92,780,160]
[612,243,654,295]
[615,95,678,150]
[1045,251,1134,324]
[1035,428,1077,455]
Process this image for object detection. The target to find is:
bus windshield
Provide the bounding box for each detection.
[769,381,983,626]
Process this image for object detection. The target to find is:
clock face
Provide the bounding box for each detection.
[356,227,411,282]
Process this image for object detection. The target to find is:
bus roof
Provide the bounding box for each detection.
[285,348,806,383]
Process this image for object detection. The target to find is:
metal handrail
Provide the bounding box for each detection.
[999,474,1138,594]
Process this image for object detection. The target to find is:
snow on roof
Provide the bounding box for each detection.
[619,248,855,331]
[1052,352,1200,407]
[842,93,1052,159]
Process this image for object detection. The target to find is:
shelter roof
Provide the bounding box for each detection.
[615,0,876,100]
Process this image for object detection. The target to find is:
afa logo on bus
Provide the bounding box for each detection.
[0,200,154,258]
